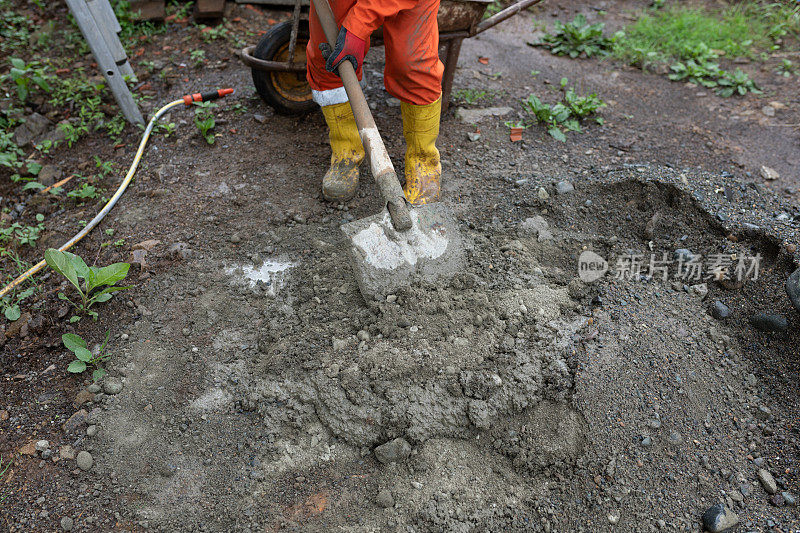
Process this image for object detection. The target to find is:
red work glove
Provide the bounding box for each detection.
[319,27,367,74]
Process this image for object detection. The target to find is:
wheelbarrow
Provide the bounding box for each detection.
[240,0,544,115]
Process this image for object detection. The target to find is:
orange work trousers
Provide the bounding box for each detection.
[306,0,444,106]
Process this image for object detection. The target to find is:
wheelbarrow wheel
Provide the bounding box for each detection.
[251,20,317,115]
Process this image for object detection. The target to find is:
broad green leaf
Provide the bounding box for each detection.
[93,262,130,288]
[62,333,87,352]
[93,292,113,303]
[58,292,68,300]
[45,249,80,292]
[63,251,90,279]
[22,181,45,191]
[69,315,81,323]
[67,360,86,373]
[26,161,42,176]
[4,305,21,321]
[10,57,25,69]
[548,127,567,142]
[74,346,92,362]
[92,368,106,381]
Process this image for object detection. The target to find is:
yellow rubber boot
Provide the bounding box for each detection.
[402,97,442,206]
[321,102,365,202]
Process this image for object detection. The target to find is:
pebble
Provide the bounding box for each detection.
[786,268,800,312]
[782,491,796,506]
[467,132,481,142]
[0,409,8,421]
[35,440,50,452]
[374,438,412,464]
[87,383,101,394]
[59,445,76,460]
[758,468,778,494]
[770,493,785,507]
[555,180,574,195]
[750,312,788,332]
[230,233,242,244]
[710,301,730,319]
[76,451,94,471]
[86,425,98,437]
[640,436,652,447]
[761,105,775,117]
[760,166,779,181]
[690,283,708,300]
[702,503,739,533]
[607,510,620,524]
[537,187,550,200]
[673,248,694,262]
[60,516,74,531]
[376,489,394,508]
[667,431,683,445]
[103,378,123,395]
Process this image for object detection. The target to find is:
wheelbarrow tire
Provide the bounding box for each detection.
[251,20,317,116]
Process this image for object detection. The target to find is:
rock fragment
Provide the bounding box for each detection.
[702,503,738,533]
[374,438,411,464]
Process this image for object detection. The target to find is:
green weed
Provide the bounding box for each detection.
[522,80,605,142]
[44,249,131,322]
[537,14,617,58]
[453,88,492,105]
[0,214,45,248]
[2,58,51,103]
[193,101,218,144]
[777,59,797,77]
[63,331,110,380]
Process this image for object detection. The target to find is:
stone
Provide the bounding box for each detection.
[86,424,98,437]
[786,268,800,312]
[0,409,8,421]
[690,283,709,300]
[63,409,88,434]
[769,493,785,507]
[467,132,481,142]
[758,468,778,494]
[37,164,62,187]
[376,489,394,508]
[60,516,74,531]
[710,301,730,319]
[103,378,123,395]
[761,105,775,117]
[13,113,52,147]
[673,248,694,262]
[555,180,574,195]
[74,389,95,406]
[59,445,76,460]
[87,383,101,394]
[520,216,553,242]
[667,431,683,445]
[76,451,94,471]
[35,440,50,452]
[537,187,550,200]
[760,166,779,181]
[750,313,788,332]
[782,491,796,506]
[702,503,738,533]
[454,106,513,124]
[168,242,193,260]
[373,438,412,464]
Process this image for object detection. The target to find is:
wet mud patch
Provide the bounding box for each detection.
[92,176,798,531]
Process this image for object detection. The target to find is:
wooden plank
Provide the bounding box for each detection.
[195,0,226,19]
[130,0,166,21]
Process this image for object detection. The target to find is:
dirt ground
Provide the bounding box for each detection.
[1,1,799,532]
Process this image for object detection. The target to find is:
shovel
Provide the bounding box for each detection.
[312,0,465,302]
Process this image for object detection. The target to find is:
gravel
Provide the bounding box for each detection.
[60,516,74,531]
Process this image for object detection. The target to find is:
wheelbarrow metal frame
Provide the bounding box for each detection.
[241,0,544,109]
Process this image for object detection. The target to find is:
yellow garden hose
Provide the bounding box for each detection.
[0,88,234,300]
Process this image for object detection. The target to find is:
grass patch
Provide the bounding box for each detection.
[613,3,800,65]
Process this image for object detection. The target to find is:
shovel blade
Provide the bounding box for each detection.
[341,203,466,302]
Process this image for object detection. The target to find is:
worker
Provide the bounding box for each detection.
[306,0,443,206]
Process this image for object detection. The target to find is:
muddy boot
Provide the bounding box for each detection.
[402,97,442,206]
[320,102,364,202]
